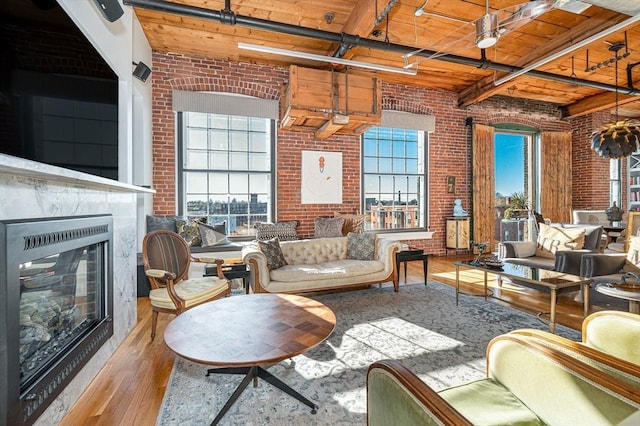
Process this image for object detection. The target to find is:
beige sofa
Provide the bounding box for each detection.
[242,236,401,293]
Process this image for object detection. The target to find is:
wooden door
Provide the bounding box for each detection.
[540,131,572,223]
[472,124,496,250]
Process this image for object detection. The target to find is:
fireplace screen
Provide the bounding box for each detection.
[19,244,104,389]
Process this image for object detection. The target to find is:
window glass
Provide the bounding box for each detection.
[180,112,273,238]
[362,126,426,231]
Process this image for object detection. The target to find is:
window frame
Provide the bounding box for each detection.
[361,126,428,233]
[176,112,276,240]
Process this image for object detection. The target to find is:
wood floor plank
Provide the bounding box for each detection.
[60,255,622,424]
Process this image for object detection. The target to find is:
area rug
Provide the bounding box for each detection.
[156,281,580,426]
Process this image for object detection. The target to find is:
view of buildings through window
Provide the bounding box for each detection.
[362,127,425,231]
[178,112,273,237]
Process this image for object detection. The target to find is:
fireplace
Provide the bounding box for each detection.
[0,214,113,426]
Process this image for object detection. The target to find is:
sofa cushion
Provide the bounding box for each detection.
[314,217,345,238]
[555,223,603,251]
[176,217,208,247]
[347,232,376,260]
[198,222,230,247]
[535,223,585,259]
[334,212,366,235]
[255,221,298,241]
[439,378,543,426]
[621,235,640,273]
[269,259,384,282]
[257,237,288,270]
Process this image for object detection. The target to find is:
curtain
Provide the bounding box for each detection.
[472,124,496,251]
[540,131,572,223]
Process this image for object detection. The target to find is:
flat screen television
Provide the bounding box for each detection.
[0,1,119,179]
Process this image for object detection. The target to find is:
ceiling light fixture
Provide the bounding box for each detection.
[591,42,640,159]
[414,0,429,17]
[475,0,499,49]
[237,42,417,76]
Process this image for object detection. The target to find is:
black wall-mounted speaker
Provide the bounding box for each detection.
[132,62,152,82]
[93,0,124,23]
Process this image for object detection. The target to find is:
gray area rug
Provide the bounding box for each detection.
[156,281,580,426]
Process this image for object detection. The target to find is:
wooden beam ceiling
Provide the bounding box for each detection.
[127,0,640,118]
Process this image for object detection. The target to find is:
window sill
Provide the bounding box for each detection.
[377,231,434,241]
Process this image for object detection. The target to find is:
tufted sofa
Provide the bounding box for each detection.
[242,236,402,294]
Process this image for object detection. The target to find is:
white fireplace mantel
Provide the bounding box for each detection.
[0,154,154,194]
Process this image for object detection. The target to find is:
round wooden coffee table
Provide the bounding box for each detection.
[164,293,336,425]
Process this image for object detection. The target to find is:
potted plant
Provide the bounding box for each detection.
[504,191,528,220]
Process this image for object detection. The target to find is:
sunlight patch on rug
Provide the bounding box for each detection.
[156,281,580,426]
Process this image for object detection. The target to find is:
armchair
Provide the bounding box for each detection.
[582,310,640,365]
[367,330,640,426]
[142,230,231,339]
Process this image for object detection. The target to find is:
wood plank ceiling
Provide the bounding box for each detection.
[132,1,640,118]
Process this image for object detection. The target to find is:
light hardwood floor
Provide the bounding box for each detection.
[60,254,618,425]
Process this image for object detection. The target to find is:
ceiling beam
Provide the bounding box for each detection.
[334,0,396,60]
[563,91,637,118]
[458,9,628,108]
[125,0,640,100]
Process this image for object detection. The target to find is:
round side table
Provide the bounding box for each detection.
[595,282,640,314]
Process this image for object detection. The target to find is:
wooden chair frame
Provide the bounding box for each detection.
[142,230,230,339]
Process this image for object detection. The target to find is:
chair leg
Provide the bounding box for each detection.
[151,310,159,340]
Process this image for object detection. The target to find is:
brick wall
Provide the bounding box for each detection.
[151,51,609,255]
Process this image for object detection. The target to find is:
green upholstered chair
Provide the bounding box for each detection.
[367,326,640,426]
[142,230,231,339]
[582,310,640,365]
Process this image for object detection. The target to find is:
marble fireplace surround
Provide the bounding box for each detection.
[0,154,153,426]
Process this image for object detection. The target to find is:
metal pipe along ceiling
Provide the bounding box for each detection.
[123,0,640,98]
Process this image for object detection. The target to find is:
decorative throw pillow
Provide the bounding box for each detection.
[347,232,376,260]
[535,223,586,259]
[175,217,207,246]
[314,217,345,238]
[257,237,288,270]
[334,212,366,235]
[146,215,179,233]
[198,222,230,247]
[621,236,640,273]
[255,221,299,241]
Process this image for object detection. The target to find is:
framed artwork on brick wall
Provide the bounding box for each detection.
[301,150,342,204]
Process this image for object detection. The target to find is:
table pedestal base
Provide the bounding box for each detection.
[205,365,318,425]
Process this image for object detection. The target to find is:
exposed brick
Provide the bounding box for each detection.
[152,52,613,255]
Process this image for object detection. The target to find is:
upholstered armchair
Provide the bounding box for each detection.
[582,310,640,365]
[142,230,231,339]
[367,316,640,426]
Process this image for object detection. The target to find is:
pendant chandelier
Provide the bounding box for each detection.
[590,42,640,159]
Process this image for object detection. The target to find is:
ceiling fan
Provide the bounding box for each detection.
[405,0,556,66]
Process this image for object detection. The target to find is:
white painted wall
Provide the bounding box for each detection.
[58,0,154,248]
